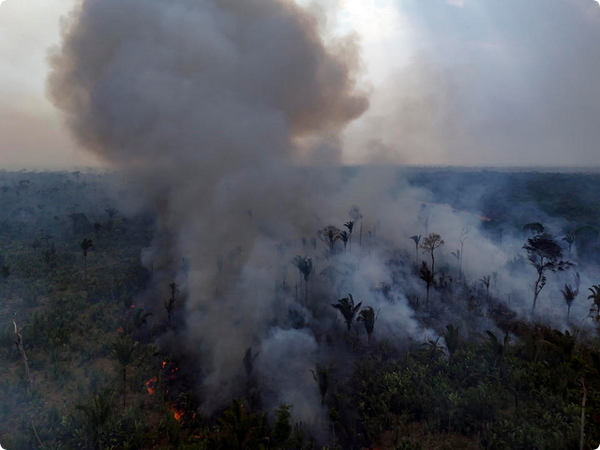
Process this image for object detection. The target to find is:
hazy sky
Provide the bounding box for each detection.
[1,0,599,169]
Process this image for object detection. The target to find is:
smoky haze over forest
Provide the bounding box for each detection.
[2,0,600,167]
[41,0,600,438]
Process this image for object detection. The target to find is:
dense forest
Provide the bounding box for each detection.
[1,168,600,450]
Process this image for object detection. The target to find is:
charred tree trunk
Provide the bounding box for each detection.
[305,279,308,306]
[531,272,543,318]
[14,320,32,395]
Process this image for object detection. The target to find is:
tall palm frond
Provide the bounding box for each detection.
[331,294,362,331]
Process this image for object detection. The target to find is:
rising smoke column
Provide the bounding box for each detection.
[48,0,368,416]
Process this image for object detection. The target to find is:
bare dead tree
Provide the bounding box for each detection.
[14,320,32,395]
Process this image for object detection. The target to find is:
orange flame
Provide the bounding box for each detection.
[117,327,123,333]
[145,377,157,395]
[169,404,184,421]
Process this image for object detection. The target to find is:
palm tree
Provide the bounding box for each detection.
[81,238,93,282]
[419,261,434,310]
[563,232,576,257]
[293,255,313,305]
[310,364,329,406]
[344,221,355,252]
[481,330,509,369]
[588,285,600,319]
[444,324,460,363]
[409,235,421,266]
[561,272,580,320]
[110,335,138,407]
[331,294,362,331]
[340,231,349,251]
[357,306,378,346]
[319,226,342,258]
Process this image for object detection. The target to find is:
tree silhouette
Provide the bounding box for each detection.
[165,282,179,327]
[344,221,355,252]
[310,364,329,406]
[588,285,600,319]
[561,272,580,320]
[81,238,93,282]
[420,233,444,280]
[293,255,313,305]
[319,226,342,258]
[409,235,421,267]
[444,324,460,364]
[523,222,545,236]
[340,231,349,251]
[419,261,434,310]
[243,347,259,378]
[13,320,32,395]
[349,205,363,248]
[523,233,571,318]
[481,330,509,369]
[451,249,460,278]
[480,275,491,300]
[563,232,576,257]
[331,294,362,331]
[357,306,378,346]
[105,207,117,220]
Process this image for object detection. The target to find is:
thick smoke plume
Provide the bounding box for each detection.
[48,0,373,418]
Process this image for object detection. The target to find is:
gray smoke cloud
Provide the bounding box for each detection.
[344,0,600,167]
[47,0,375,420]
